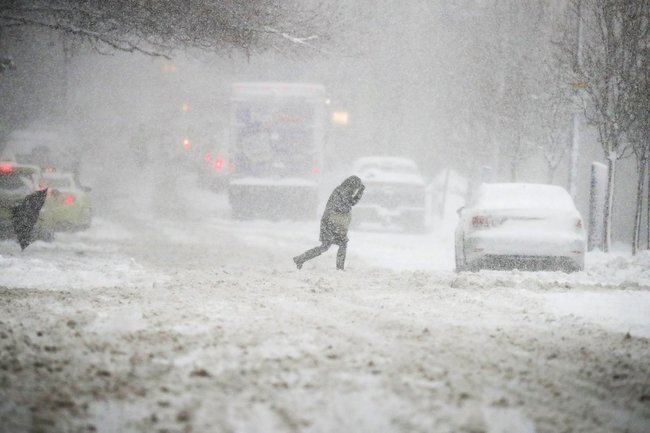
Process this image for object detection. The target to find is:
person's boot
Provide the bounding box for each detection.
[293,256,303,270]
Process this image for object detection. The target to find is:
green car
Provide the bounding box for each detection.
[0,162,54,241]
[40,171,93,231]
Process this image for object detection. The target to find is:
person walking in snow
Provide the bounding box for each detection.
[293,175,365,270]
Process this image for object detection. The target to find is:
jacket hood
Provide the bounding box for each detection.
[341,175,362,190]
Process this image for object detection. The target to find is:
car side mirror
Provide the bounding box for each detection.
[456,206,464,216]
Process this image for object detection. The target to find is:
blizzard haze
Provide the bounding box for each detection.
[1,1,613,221]
[1,2,650,433]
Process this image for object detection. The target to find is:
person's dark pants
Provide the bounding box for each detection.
[294,241,347,270]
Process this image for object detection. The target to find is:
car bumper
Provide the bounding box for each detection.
[355,205,425,226]
[41,207,92,230]
[463,231,585,271]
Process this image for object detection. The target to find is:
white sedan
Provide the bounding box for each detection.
[455,183,586,272]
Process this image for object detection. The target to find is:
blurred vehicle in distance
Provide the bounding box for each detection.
[0,160,53,241]
[227,82,326,220]
[455,183,586,273]
[3,125,82,174]
[352,156,427,231]
[40,170,93,231]
[197,129,232,192]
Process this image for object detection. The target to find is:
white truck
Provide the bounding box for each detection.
[227,82,327,220]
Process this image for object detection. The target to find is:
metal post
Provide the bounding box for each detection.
[588,162,607,251]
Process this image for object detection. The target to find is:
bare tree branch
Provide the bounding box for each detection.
[0,0,338,59]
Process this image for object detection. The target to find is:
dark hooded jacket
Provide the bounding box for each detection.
[320,176,365,245]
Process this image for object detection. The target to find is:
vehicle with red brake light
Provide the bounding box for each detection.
[198,130,233,192]
[455,183,586,272]
[0,161,53,241]
[227,82,326,220]
[200,149,233,191]
[40,171,92,231]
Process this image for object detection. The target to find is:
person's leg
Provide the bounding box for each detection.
[336,242,347,270]
[294,242,331,269]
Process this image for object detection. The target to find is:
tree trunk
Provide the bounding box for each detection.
[546,160,556,184]
[632,151,647,255]
[602,155,616,253]
[569,112,580,199]
[645,151,650,250]
[510,152,518,182]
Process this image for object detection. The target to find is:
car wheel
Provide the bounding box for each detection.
[33,227,54,243]
[564,261,584,273]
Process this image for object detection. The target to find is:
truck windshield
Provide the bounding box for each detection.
[232,99,315,177]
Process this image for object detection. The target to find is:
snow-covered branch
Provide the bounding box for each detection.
[0,0,337,58]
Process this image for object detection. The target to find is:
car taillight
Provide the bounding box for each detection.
[182,138,191,150]
[64,195,74,205]
[204,152,212,162]
[472,215,490,228]
[213,158,224,172]
[471,215,504,229]
[0,163,12,173]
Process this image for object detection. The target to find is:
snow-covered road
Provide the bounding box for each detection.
[1,168,649,433]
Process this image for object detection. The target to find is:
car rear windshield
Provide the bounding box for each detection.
[475,184,575,211]
[0,173,34,192]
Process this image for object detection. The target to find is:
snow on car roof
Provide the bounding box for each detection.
[353,156,425,185]
[0,162,41,175]
[41,171,77,189]
[231,82,326,98]
[353,156,418,171]
[41,171,74,180]
[474,183,576,210]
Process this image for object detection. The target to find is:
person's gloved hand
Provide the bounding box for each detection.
[353,185,365,200]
